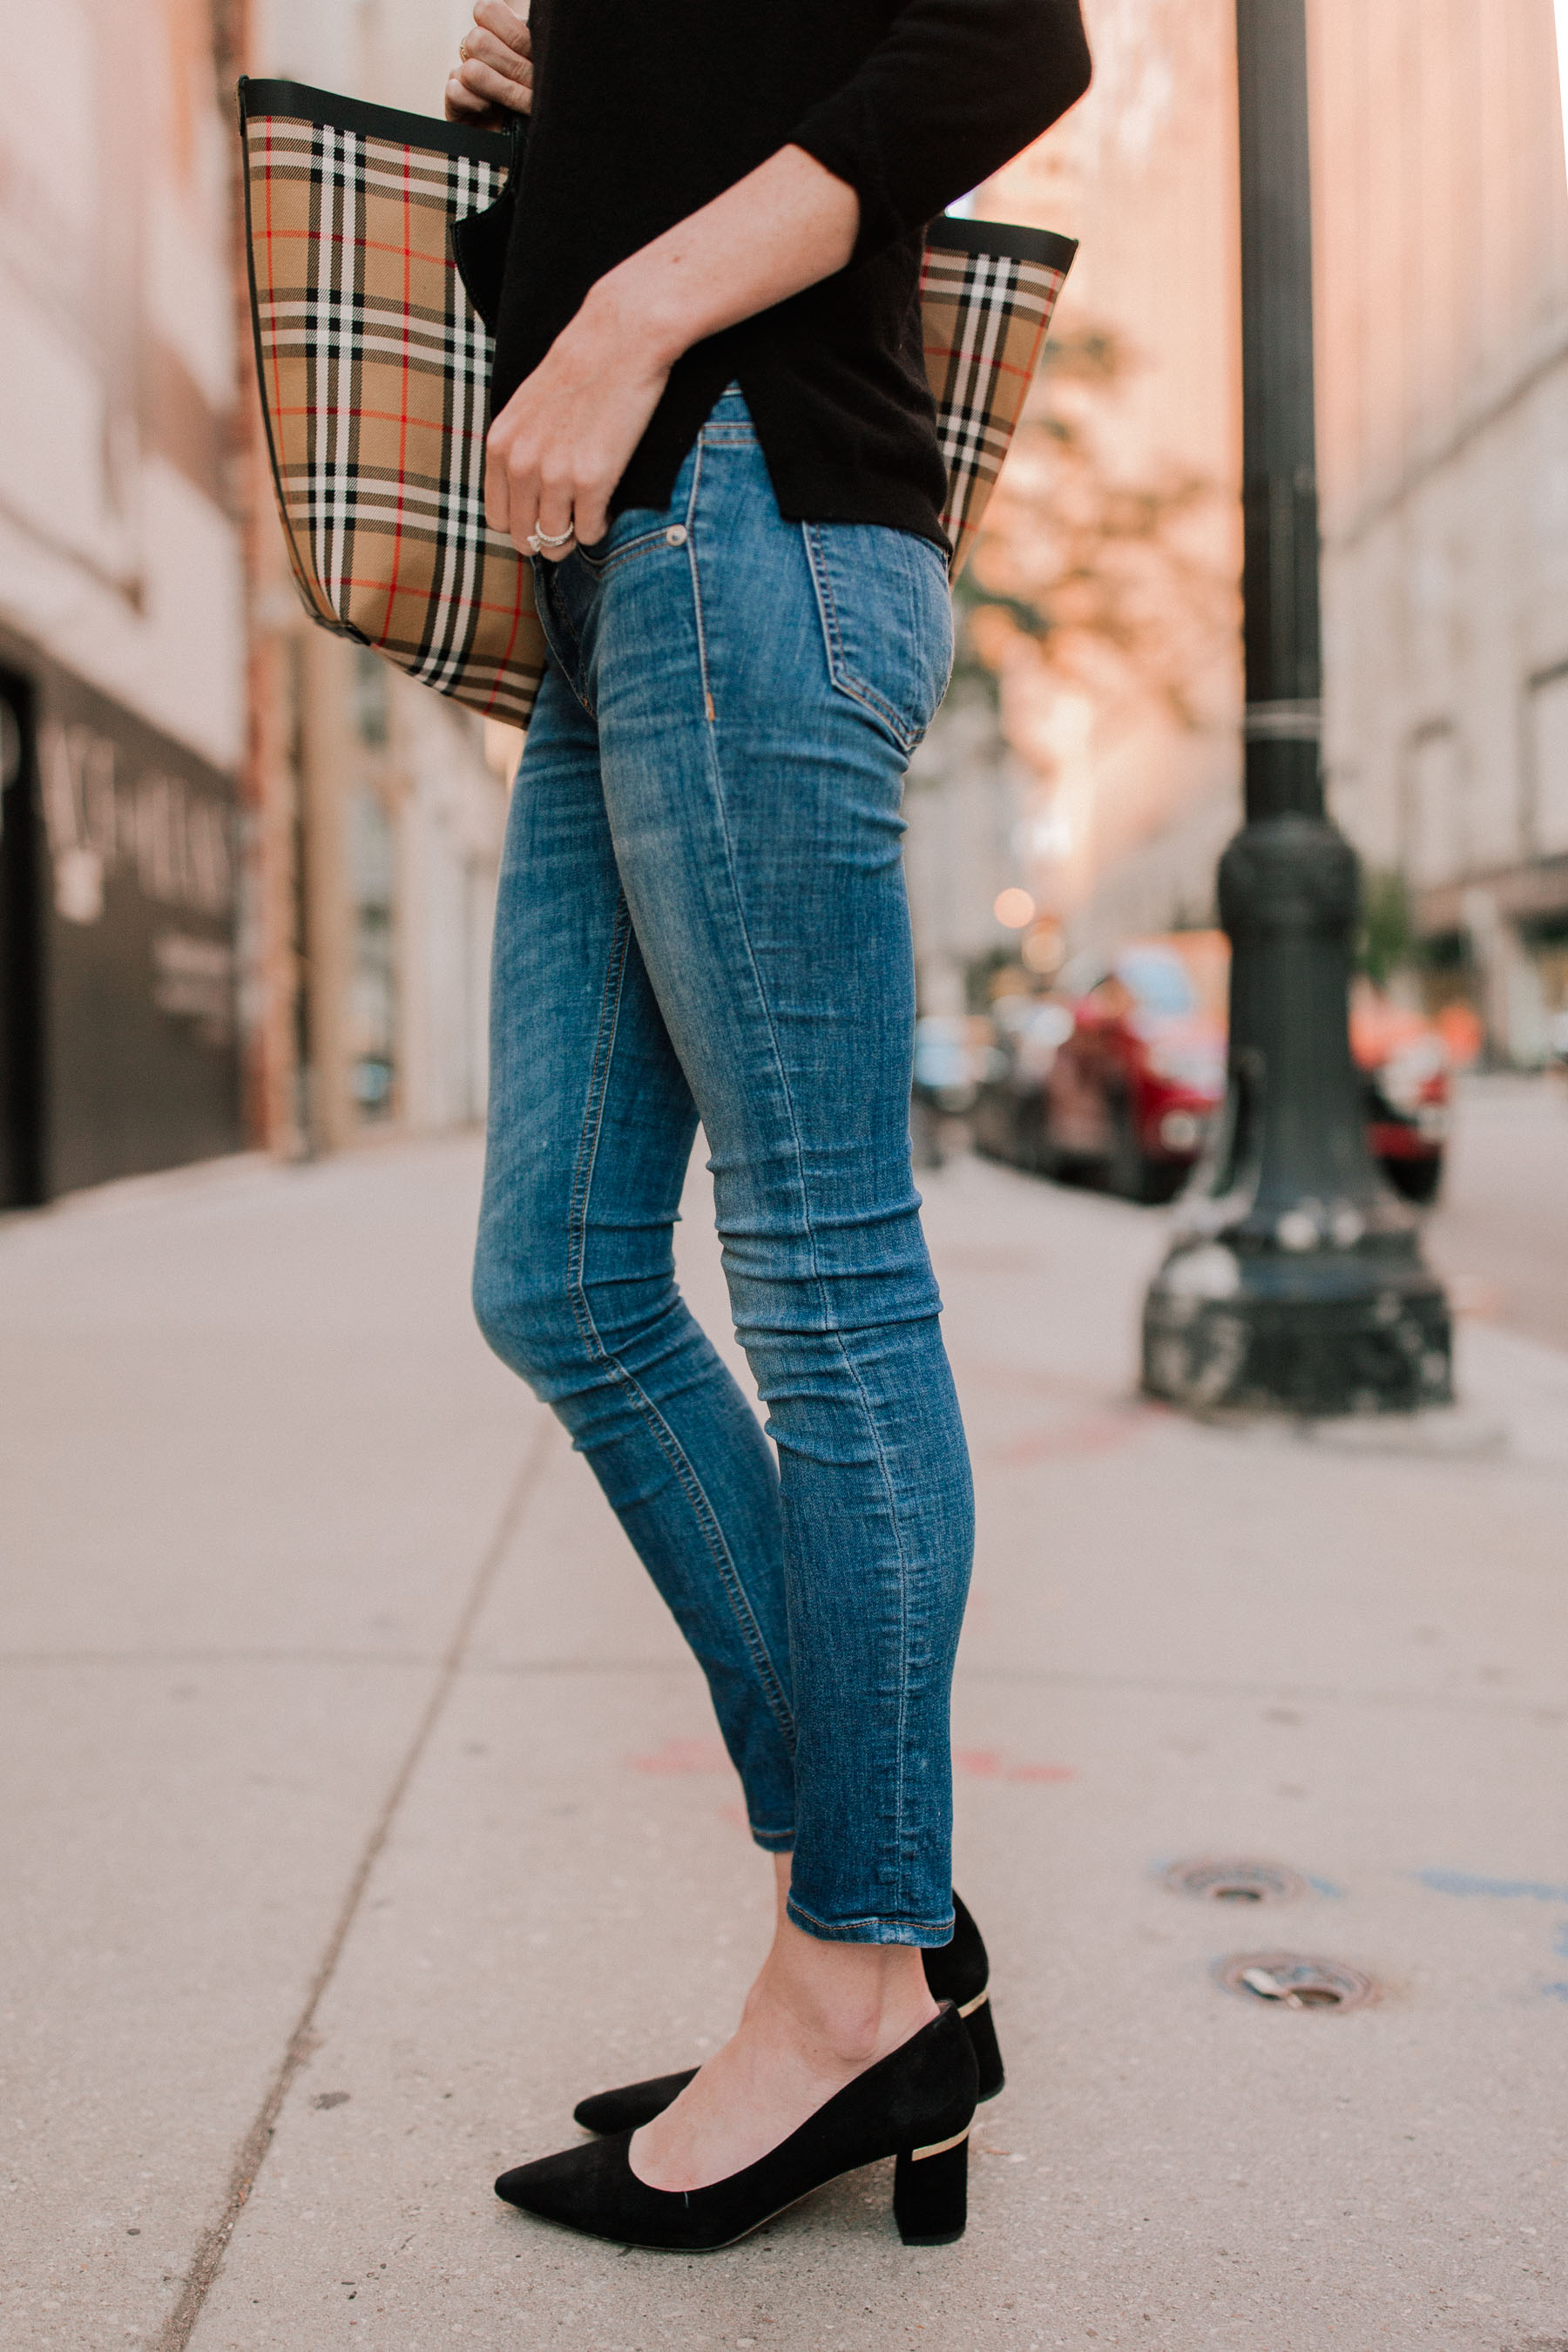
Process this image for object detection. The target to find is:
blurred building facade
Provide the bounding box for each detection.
[0,0,248,1205]
[956,0,1568,1065]
[0,0,510,1208]
[1315,0,1568,1064]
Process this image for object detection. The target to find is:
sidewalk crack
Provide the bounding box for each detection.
[153,1414,554,2352]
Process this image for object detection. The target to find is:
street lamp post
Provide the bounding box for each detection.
[1141,0,1452,1417]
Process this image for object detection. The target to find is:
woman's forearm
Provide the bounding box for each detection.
[584,146,861,369]
[483,145,858,552]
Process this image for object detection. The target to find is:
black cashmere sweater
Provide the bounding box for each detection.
[490,0,1092,547]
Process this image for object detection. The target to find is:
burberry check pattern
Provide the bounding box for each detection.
[241,87,1073,731]
[244,102,545,725]
[920,229,1071,581]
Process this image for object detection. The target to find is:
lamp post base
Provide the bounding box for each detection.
[1142,805,1455,1422]
[1143,1238,1452,1417]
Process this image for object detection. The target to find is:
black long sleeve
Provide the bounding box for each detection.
[491,0,1091,545]
[792,1,1092,265]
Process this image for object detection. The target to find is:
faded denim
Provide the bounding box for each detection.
[472,390,972,1944]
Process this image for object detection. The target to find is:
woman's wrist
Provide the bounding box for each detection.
[582,260,702,376]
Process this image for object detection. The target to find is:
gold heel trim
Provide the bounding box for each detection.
[956,1985,990,2020]
[910,2126,970,2162]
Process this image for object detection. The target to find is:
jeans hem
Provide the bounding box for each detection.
[786,1895,955,1949]
[749,1824,796,1854]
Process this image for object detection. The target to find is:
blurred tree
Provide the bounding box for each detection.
[961,327,1236,734]
[1357,866,1414,988]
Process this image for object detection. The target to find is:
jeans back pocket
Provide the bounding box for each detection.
[803,524,955,755]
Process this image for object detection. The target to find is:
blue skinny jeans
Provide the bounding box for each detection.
[472,390,973,1944]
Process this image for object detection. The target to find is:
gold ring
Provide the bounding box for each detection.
[458,37,470,61]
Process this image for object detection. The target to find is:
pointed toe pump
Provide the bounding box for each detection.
[572,1890,1003,2139]
[496,2003,978,2251]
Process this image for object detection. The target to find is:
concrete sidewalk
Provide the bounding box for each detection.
[3,1139,1566,2352]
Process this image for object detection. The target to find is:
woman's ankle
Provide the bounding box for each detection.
[740,1859,937,2070]
[759,1922,936,2068]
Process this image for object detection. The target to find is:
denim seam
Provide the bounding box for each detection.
[586,524,682,583]
[564,896,797,1756]
[801,523,921,754]
[684,443,717,724]
[690,514,919,1921]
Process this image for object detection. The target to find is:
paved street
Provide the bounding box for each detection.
[4,1136,1568,2352]
[1424,1074,1568,1353]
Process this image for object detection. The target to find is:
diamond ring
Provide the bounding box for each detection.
[528,523,577,551]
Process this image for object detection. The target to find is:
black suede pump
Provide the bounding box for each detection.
[495,2002,978,2251]
[924,1892,1004,2102]
[572,1890,1003,2138]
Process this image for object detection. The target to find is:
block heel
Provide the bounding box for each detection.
[894,2126,970,2246]
[958,1986,1004,2102]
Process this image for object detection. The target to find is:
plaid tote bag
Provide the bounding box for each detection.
[239,78,1076,729]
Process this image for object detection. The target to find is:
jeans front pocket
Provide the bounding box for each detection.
[531,551,598,713]
[531,553,574,667]
[803,524,955,755]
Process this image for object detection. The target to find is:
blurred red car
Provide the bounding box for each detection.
[1042,936,1230,1203]
[976,932,1450,1205]
[1350,983,1451,1202]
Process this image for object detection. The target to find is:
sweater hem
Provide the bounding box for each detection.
[612,409,951,559]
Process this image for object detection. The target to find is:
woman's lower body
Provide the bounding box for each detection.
[473,389,976,2213]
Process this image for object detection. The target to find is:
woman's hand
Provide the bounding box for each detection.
[485,282,673,560]
[444,1,532,127]
[484,146,858,560]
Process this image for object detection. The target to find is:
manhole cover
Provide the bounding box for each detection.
[1165,1856,1309,1904]
[1217,1951,1377,2011]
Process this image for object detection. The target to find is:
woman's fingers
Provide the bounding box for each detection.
[484,415,517,538]
[463,30,530,74]
[443,71,497,125]
[531,476,577,561]
[445,1,531,120]
[456,52,533,116]
[456,62,532,117]
[465,3,532,105]
[484,428,576,564]
[462,24,532,84]
[471,0,531,59]
[570,470,614,554]
[490,452,614,562]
